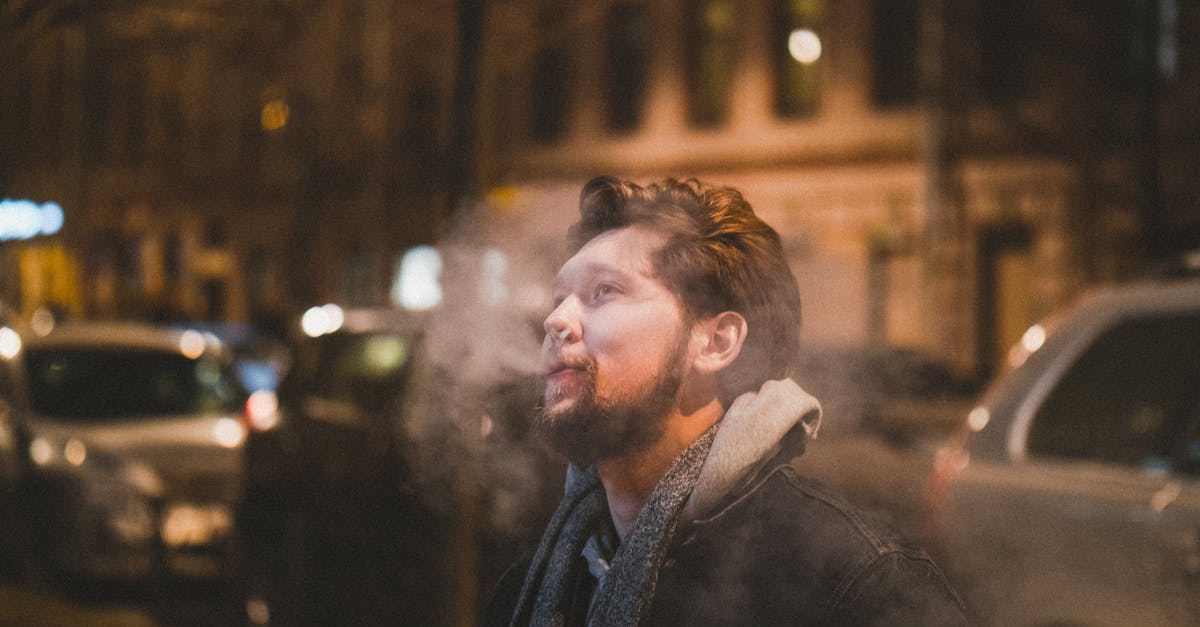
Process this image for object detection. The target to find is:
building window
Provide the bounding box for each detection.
[530,43,572,142]
[40,51,66,163]
[341,243,372,306]
[773,0,825,118]
[1156,0,1179,83]
[241,99,263,176]
[979,0,1032,102]
[118,234,145,296]
[606,3,652,132]
[203,220,227,248]
[84,58,111,163]
[405,80,441,189]
[1111,0,1158,95]
[246,247,279,311]
[14,69,35,160]
[164,231,184,283]
[870,0,919,108]
[687,0,738,127]
[87,230,122,316]
[163,98,185,173]
[121,67,148,165]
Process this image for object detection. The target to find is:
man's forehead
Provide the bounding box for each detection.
[554,226,665,285]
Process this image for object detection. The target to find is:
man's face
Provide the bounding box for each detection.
[537,226,691,466]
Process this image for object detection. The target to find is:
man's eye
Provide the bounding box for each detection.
[593,283,617,300]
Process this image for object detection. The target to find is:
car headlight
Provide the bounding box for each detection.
[31,437,166,502]
[29,436,89,467]
[0,326,21,359]
[213,417,248,448]
[161,503,235,548]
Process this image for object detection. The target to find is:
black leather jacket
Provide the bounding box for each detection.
[646,463,968,625]
[485,446,969,626]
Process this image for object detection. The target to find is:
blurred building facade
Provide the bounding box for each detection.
[1,0,454,332]
[477,0,1200,378]
[2,0,1198,377]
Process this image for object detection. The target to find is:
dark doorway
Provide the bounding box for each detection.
[976,223,1034,381]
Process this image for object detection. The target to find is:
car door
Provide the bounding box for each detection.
[944,310,1200,627]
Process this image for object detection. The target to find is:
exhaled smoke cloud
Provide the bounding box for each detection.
[419,186,581,384]
[390,191,578,600]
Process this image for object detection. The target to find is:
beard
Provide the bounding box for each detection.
[535,339,688,467]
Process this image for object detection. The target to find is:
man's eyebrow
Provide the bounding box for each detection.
[553,262,640,292]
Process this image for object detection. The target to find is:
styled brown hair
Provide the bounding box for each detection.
[570,176,802,402]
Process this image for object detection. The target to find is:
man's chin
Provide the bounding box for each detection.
[540,395,577,418]
[534,405,604,466]
[535,404,665,468]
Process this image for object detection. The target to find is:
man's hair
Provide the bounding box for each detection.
[570,175,801,403]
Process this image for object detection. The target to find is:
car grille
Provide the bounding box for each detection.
[158,471,241,503]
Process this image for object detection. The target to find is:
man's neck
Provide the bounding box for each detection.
[596,397,725,540]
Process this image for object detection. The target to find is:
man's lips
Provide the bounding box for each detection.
[545,358,589,378]
[546,364,585,377]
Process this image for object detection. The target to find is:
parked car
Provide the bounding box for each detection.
[19,322,254,583]
[0,309,35,580]
[794,344,977,439]
[929,278,1200,626]
[241,305,561,626]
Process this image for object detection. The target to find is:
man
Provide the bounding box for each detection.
[486,176,967,626]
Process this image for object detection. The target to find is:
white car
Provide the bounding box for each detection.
[20,322,263,581]
[933,278,1200,626]
[0,312,35,578]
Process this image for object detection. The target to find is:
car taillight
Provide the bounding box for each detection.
[245,390,280,431]
[922,428,970,546]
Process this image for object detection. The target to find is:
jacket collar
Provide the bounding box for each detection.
[679,378,821,522]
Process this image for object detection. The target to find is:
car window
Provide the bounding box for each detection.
[24,348,245,420]
[1027,312,1200,470]
[284,331,415,413]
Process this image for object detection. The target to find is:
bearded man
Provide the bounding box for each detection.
[485,177,968,626]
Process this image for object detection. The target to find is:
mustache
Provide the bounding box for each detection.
[544,349,596,373]
[536,355,596,413]
[557,356,595,371]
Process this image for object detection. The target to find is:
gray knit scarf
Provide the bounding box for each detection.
[510,424,719,627]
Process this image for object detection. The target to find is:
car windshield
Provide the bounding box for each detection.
[24,347,244,420]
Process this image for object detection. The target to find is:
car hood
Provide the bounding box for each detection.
[29,413,245,501]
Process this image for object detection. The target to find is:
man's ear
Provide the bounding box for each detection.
[692,311,748,375]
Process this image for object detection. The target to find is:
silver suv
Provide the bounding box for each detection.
[933,278,1200,626]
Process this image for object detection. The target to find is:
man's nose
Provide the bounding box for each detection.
[544,297,580,344]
